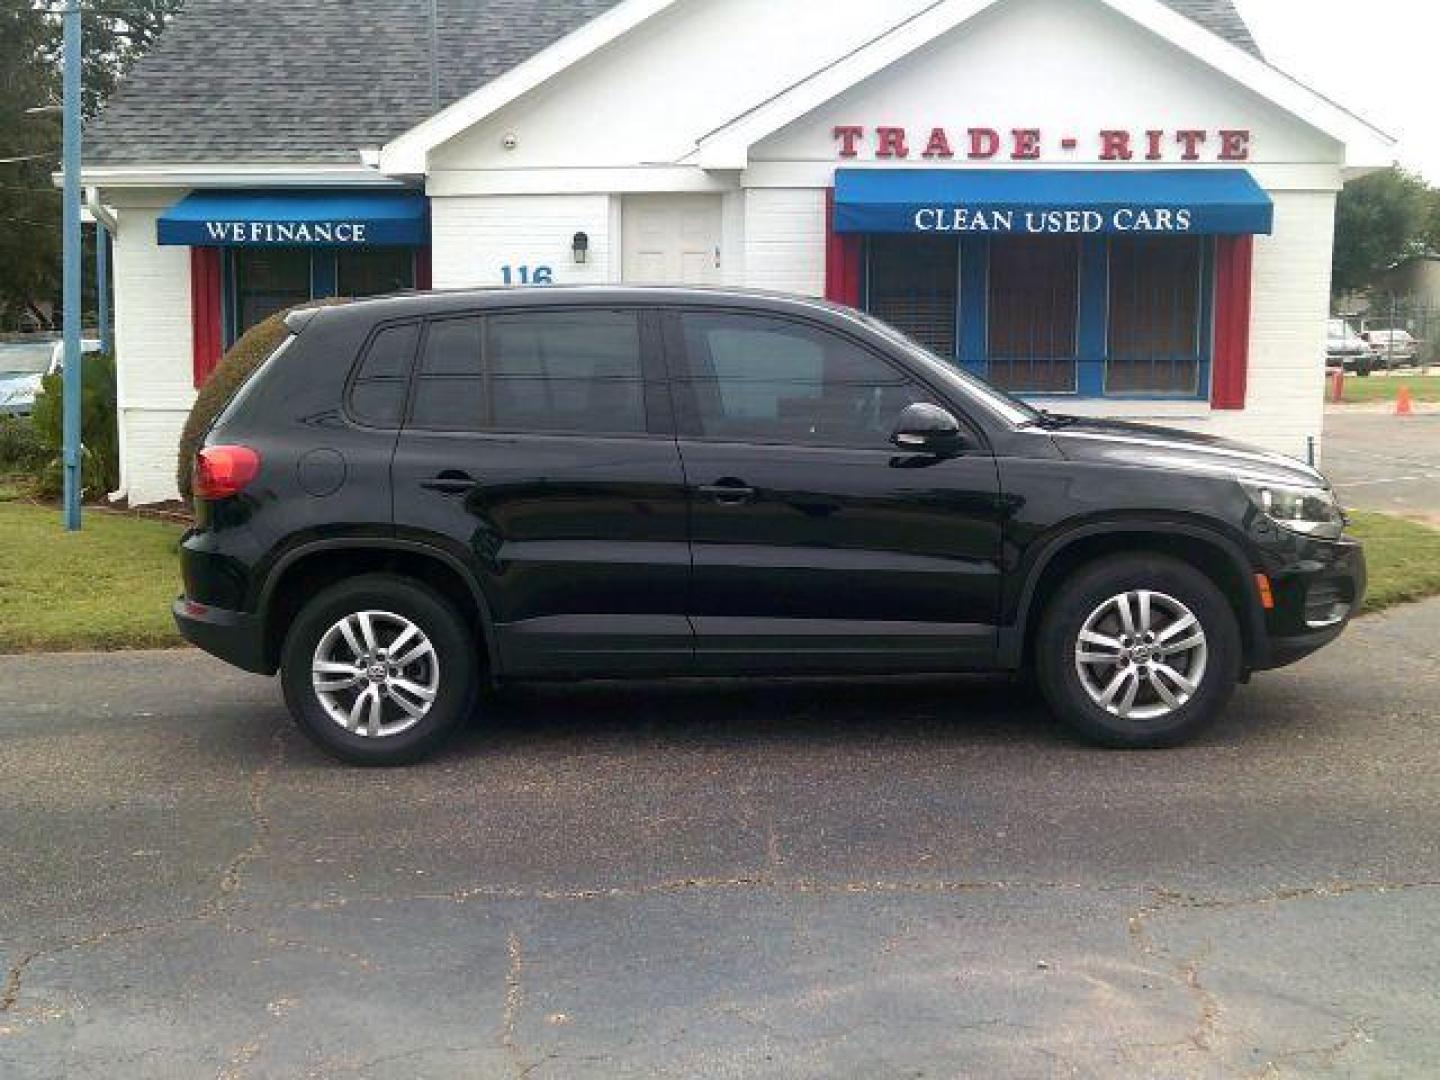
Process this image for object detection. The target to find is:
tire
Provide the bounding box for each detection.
[1035,555,1240,749]
[280,574,479,765]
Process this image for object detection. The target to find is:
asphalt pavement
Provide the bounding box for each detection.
[3,596,1439,1078]
[1324,409,1440,521]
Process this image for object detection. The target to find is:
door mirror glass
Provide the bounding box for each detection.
[890,402,964,453]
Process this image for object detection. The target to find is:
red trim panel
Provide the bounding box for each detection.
[190,247,223,388]
[415,246,433,291]
[1211,234,1253,410]
[824,188,862,307]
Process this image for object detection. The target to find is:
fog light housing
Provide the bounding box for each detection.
[1303,581,1350,628]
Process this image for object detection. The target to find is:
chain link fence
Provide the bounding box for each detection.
[1340,295,1440,369]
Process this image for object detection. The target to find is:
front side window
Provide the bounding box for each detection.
[675,313,932,448]
[408,310,646,435]
[1107,236,1203,394]
[987,236,1079,393]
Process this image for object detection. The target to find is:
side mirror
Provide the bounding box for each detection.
[890,402,965,454]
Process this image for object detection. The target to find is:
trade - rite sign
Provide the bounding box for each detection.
[833,126,1252,162]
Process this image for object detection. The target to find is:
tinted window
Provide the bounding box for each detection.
[349,323,419,427]
[676,313,932,448]
[409,311,646,435]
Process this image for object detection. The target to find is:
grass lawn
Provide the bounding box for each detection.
[1337,373,1440,405]
[1347,510,1440,614]
[0,500,1437,653]
[0,500,184,652]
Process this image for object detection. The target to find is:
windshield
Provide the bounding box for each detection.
[0,342,55,376]
[852,311,1043,427]
[1327,320,1363,345]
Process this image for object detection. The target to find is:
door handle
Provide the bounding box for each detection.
[420,471,478,496]
[698,478,756,504]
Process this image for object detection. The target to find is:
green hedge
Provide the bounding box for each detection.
[31,351,119,500]
[0,414,48,474]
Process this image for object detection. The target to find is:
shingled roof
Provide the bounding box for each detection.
[85,0,1262,167]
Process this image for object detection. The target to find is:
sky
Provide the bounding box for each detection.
[1234,0,1440,182]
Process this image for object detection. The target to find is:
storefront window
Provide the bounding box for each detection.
[227,247,421,343]
[231,249,311,334]
[338,249,415,298]
[987,237,1079,394]
[1106,236,1203,395]
[866,236,958,359]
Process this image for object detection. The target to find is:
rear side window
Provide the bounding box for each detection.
[349,322,420,427]
[409,310,647,435]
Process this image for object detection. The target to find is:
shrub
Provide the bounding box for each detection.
[0,414,48,473]
[31,350,119,500]
[176,299,348,502]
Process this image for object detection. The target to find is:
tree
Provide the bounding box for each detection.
[0,1,185,329]
[75,1,187,118]
[1331,167,1431,298]
[0,4,62,329]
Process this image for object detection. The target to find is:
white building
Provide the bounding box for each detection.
[82,0,1391,505]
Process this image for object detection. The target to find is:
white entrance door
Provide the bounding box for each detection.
[622,194,723,285]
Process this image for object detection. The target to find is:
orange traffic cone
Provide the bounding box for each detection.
[1396,385,1414,416]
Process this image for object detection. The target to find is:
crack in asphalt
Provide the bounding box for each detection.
[2,730,287,1025]
[1244,1019,1374,1078]
[500,930,527,1078]
[1122,881,1436,1071]
[202,730,286,923]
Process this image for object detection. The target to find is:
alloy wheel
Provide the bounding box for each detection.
[1073,590,1208,721]
[311,610,440,738]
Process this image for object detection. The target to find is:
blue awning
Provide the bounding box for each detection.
[834,169,1273,236]
[157,189,429,247]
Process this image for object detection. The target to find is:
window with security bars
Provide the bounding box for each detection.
[987,236,1079,393]
[866,235,959,359]
[1106,236,1204,395]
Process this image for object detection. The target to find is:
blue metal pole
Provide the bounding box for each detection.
[61,2,83,530]
[97,224,111,356]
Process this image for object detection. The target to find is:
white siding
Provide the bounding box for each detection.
[430,195,614,288]
[121,409,191,506]
[111,199,195,504]
[1219,190,1335,461]
[742,188,826,297]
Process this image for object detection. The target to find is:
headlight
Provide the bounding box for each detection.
[1241,481,1344,540]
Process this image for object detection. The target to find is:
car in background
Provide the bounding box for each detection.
[1325,319,1373,376]
[1361,327,1421,369]
[0,337,101,418]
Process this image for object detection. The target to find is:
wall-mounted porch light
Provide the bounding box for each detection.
[572,231,590,265]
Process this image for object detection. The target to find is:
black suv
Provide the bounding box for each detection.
[176,287,1364,764]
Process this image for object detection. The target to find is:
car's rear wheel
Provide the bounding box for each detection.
[1036,555,1240,748]
[280,574,477,765]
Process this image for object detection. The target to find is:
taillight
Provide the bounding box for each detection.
[194,445,260,500]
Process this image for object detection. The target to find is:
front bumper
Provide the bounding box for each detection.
[173,597,272,675]
[1251,534,1366,672]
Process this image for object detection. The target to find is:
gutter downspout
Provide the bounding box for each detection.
[86,186,128,504]
[85,185,118,232]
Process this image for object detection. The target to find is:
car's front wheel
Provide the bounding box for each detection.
[1036,555,1240,748]
[280,574,478,765]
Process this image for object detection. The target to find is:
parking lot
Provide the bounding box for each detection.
[1325,408,1440,524]
[4,591,1440,1078]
